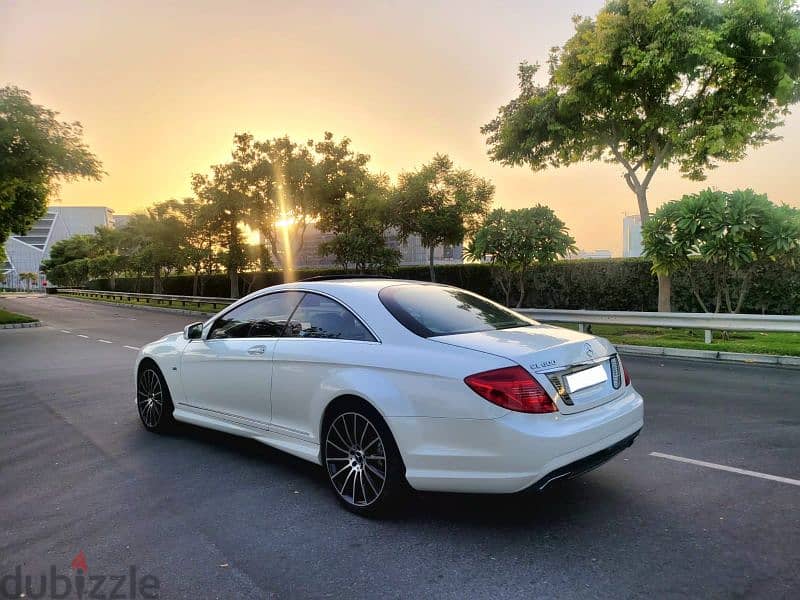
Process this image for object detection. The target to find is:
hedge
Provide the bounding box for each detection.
[85,258,800,314]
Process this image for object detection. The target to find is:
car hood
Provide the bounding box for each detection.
[431,324,616,371]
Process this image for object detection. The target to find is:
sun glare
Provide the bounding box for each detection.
[275,216,296,229]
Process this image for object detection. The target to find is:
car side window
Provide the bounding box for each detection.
[283,293,376,342]
[208,291,304,339]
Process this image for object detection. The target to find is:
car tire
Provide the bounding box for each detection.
[136,362,176,433]
[322,400,408,517]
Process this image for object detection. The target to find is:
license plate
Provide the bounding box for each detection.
[565,364,607,393]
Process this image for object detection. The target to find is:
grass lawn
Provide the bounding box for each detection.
[0,308,38,325]
[554,322,800,357]
[60,293,224,314]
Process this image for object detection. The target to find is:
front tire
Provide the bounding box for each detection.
[136,363,175,433]
[322,402,407,517]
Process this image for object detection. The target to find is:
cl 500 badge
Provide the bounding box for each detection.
[531,359,557,369]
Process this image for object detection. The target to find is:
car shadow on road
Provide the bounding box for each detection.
[155,421,637,529]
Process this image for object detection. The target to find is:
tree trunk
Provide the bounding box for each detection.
[109,274,116,291]
[258,229,270,271]
[635,186,672,312]
[734,270,754,314]
[515,270,526,308]
[657,275,671,313]
[229,269,239,299]
[192,271,199,297]
[153,268,163,294]
[428,246,436,282]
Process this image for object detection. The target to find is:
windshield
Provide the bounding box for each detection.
[378,284,534,338]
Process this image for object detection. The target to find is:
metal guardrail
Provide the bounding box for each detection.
[55,289,800,344]
[517,308,800,343]
[57,289,235,310]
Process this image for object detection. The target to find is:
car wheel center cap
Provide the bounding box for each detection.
[350,449,365,470]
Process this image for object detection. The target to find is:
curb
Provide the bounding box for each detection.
[617,344,800,368]
[0,321,41,330]
[58,295,216,318]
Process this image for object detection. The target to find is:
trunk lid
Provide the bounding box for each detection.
[432,324,624,414]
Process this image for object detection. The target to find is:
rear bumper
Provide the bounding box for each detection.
[387,386,644,493]
[530,429,640,491]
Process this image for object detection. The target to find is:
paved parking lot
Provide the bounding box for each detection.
[1,295,798,599]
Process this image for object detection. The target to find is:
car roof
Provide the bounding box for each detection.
[266,277,431,294]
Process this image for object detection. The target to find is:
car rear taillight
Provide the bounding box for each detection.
[464,366,557,414]
[623,363,631,386]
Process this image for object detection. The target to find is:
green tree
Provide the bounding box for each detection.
[41,234,95,286]
[173,196,223,296]
[394,154,494,281]
[88,226,125,290]
[318,174,400,273]
[0,86,103,245]
[192,163,249,298]
[119,203,184,294]
[465,206,576,307]
[256,136,315,272]
[483,0,800,311]
[229,133,315,273]
[643,188,800,313]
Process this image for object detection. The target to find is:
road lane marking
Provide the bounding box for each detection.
[97,339,112,344]
[650,452,800,487]
[60,330,72,334]
[124,345,140,351]
[77,334,89,338]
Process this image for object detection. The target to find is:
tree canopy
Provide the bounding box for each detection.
[318,174,400,273]
[483,0,800,310]
[0,86,103,245]
[394,154,494,281]
[42,132,502,294]
[643,188,800,313]
[465,206,576,307]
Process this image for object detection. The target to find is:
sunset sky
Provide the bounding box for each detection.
[3,0,800,255]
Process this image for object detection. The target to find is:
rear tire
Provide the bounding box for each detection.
[322,400,407,517]
[136,362,175,433]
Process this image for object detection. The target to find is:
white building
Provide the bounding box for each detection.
[567,249,613,260]
[1,206,115,289]
[292,224,462,269]
[623,214,643,257]
[113,214,132,229]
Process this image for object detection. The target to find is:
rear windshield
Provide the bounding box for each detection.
[378,284,534,338]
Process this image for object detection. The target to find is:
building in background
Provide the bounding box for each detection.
[1,206,115,289]
[113,214,131,229]
[622,214,643,257]
[292,224,462,269]
[566,249,613,260]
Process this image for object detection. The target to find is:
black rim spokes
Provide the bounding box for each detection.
[325,412,386,506]
[137,369,163,428]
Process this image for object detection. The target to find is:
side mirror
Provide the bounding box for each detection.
[183,322,204,340]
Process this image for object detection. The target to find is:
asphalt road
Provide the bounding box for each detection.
[1,294,798,599]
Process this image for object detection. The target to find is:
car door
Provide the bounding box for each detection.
[179,291,304,429]
[270,292,379,441]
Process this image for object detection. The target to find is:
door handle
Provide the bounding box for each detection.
[247,344,266,356]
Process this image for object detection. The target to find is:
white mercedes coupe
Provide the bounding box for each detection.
[135,277,643,515]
